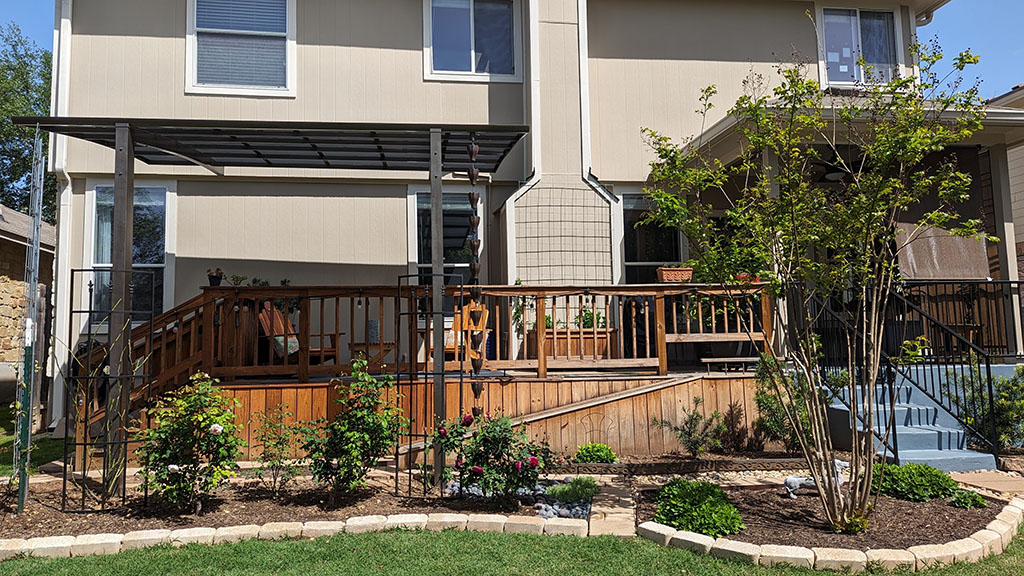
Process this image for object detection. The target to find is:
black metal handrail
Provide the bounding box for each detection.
[888,292,998,456]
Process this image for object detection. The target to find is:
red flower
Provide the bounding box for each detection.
[528,456,539,468]
[461,414,475,427]
[471,465,484,475]
[515,461,523,471]
[455,457,464,468]
[438,426,447,437]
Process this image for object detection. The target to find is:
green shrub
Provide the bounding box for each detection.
[251,403,300,500]
[752,359,812,454]
[944,362,1024,450]
[652,479,745,537]
[871,463,958,502]
[574,443,617,464]
[950,488,988,509]
[430,411,556,507]
[135,373,245,514]
[300,359,407,502]
[652,397,725,457]
[546,476,600,502]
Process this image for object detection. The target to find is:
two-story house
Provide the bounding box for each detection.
[25,0,1024,478]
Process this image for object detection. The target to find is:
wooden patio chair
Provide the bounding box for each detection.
[348,318,397,366]
[257,301,339,365]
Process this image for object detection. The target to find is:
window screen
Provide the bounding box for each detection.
[195,0,289,88]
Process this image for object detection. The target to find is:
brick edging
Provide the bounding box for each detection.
[0,513,593,562]
[637,497,1024,572]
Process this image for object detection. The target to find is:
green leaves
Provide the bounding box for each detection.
[653,480,745,538]
[651,397,726,458]
[134,372,245,513]
[574,442,617,464]
[871,463,959,502]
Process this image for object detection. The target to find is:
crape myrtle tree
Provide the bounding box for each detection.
[641,42,987,533]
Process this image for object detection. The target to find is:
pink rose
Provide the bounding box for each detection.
[455,457,464,468]
[438,426,447,437]
[471,465,484,475]
[515,461,523,471]
[528,456,539,468]
[462,414,475,427]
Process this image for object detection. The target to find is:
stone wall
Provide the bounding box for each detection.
[0,239,53,365]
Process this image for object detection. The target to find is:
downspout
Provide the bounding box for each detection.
[49,0,73,427]
[501,0,542,284]
[577,0,622,283]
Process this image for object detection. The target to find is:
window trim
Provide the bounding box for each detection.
[816,4,906,89]
[406,184,488,283]
[185,0,297,97]
[83,179,177,328]
[422,0,524,84]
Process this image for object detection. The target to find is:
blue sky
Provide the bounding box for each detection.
[1,0,1021,100]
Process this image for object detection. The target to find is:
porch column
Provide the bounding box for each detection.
[106,122,134,496]
[989,144,1023,355]
[430,128,446,484]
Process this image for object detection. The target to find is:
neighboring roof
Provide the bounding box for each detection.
[0,204,56,252]
[990,84,1024,109]
[9,117,528,175]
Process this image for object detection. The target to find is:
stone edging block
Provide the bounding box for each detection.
[669,531,715,555]
[72,534,122,557]
[345,515,387,534]
[865,549,916,571]
[258,522,303,541]
[214,525,261,544]
[758,544,813,569]
[971,529,1003,557]
[504,516,545,535]
[811,548,867,573]
[121,530,171,550]
[710,539,760,564]
[543,518,588,537]
[907,543,954,571]
[425,513,468,532]
[302,521,346,539]
[169,528,215,547]
[636,521,675,546]
[0,540,26,561]
[467,514,507,533]
[25,536,75,558]
[384,514,428,530]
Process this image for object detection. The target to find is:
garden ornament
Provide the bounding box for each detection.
[784,459,850,499]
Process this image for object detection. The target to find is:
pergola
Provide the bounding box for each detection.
[12,116,528,490]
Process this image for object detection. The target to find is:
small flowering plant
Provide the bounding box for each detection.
[134,372,245,514]
[430,411,556,507]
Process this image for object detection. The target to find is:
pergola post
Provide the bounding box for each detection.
[430,128,446,485]
[989,144,1023,355]
[105,122,134,497]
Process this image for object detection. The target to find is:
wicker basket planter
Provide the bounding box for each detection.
[656,267,694,283]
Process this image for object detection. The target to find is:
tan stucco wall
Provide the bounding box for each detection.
[64,0,527,182]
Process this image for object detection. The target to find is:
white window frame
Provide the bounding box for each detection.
[406,184,487,282]
[423,0,523,83]
[185,0,297,97]
[83,179,177,329]
[620,192,686,284]
[816,4,906,89]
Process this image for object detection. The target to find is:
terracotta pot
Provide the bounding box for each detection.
[656,267,693,283]
[736,272,761,283]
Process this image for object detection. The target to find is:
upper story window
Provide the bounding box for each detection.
[186,0,297,97]
[821,8,899,85]
[424,0,522,82]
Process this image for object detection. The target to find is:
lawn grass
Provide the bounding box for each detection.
[0,527,1022,576]
[0,405,65,477]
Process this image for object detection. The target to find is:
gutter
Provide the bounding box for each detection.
[49,0,73,427]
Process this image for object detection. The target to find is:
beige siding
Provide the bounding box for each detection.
[1011,144,1024,275]
[538,0,583,175]
[65,0,526,180]
[587,0,917,184]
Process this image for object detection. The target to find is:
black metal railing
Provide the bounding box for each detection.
[902,280,1024,361]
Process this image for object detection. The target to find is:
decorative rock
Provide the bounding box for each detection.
[710,539,761,564]
[504,516,545,535]
[543,518,588,537]
[812,547,868,572]
[346,515,387,534]
[72,533,122,557]
[758,544,814,569]
[947,538,984,564]
[668,531,715,555]
[425,513,468,532]
[637,521,676,546]
[907,543,955,571]
[259,522,303,540]
[214,525,261,544]
[169,528,216,547]
[121,529,171,550]
[865,549,916,572]
[302,521,346,539]
[385,514,428,530]
[986,519,1015,549]
[0,540,26,561]
[26,536,75,558]
[467,514,507,533]
[971,529,1003,557]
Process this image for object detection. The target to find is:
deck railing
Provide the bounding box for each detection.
[74,283,773,391]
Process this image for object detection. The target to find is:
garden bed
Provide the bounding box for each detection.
[551,452,806,476]
[635,486,1001,551]
[0,477,533,540]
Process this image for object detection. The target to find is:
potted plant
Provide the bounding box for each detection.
[207,268,225,286]
[656,264,694,283]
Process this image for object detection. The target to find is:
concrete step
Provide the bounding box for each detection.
[875,425,966,451]
[881,449,997,473]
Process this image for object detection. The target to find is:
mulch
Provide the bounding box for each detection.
[0,478,526,540]
[620,451,802,464]
[635,486,1001,551]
